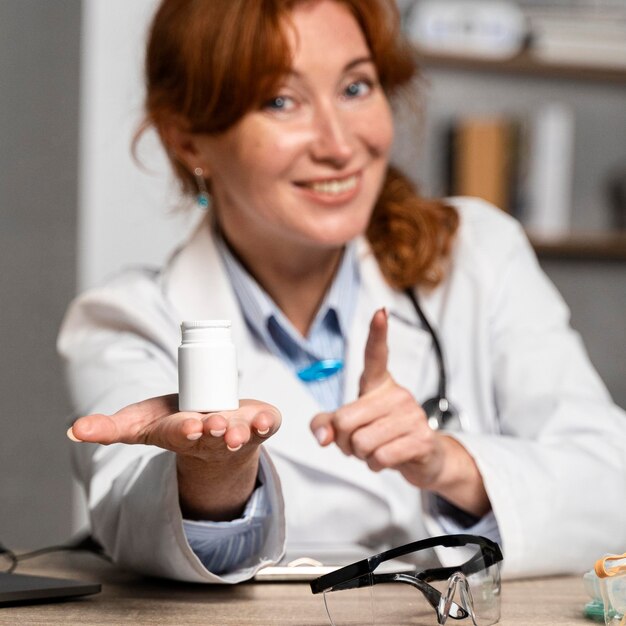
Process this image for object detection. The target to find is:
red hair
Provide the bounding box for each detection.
[142,0,458,289]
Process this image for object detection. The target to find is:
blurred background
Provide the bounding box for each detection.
[1,0,624,550]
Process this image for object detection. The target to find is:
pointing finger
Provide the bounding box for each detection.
[359,308,389,395]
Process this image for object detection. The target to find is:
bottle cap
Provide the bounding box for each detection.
[181,320,231,330]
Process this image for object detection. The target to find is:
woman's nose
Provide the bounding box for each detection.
[309,104,354,166]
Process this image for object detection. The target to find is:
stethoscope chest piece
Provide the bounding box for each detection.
[422,396,460,431]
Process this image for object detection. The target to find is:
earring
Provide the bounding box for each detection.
[194,167,210,209]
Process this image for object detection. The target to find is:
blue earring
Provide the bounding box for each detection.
[194,167,210,209]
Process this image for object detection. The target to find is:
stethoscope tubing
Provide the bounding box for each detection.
[403,288,460,431]
[404,288,447,403]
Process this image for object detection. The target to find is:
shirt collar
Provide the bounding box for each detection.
[216,233,359,351]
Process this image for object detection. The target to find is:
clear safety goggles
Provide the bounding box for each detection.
[310,534,503,626]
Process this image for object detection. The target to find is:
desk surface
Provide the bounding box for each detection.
[0,552,592,625]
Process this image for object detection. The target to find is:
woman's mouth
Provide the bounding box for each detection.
[298,174,359,197]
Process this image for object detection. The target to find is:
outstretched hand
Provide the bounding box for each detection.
[68,395,282,521]
[68,395,281,458]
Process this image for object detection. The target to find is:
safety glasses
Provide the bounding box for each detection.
[310,534,503,626]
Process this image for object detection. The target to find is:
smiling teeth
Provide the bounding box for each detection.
[307,175,358,195]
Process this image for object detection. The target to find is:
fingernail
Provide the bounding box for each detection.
[227,443,242,452]
[66,427,81,442]
[186,432,203,441]
[381,307,388,320]
[314,427,328,445]
[256,427,270,436]
[210,429,226,437]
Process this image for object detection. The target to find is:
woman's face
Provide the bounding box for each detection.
[192,0,394,255]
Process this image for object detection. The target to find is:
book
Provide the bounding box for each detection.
[445,116,519,213]
[524,6,626,67]
[523,102,575,236]
[531,39,626,68]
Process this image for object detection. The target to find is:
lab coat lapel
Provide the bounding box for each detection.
[165,215,246,343]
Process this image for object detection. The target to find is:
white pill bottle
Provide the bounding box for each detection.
[178,320,239,412]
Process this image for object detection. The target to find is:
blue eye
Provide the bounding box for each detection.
[264,95,295,112]
[343,79,372,99]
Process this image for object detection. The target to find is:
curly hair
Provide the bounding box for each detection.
[141,0,458,289]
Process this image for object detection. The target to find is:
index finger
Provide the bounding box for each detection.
[359,308,389,396]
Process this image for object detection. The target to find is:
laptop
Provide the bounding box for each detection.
[0,572,101,606]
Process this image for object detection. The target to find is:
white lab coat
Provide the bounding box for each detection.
[58,197,626,583]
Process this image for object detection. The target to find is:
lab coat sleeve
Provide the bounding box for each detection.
[423,495,501,547]
[450,220,626,578]
[57,272,285,582]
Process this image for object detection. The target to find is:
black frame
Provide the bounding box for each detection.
[310,534,503,611]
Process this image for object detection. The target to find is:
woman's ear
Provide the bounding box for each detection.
[161,120,211,178]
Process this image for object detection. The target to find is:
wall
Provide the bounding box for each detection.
[539,259,626,408]
[0,0,81,549]
[78,0,197,293]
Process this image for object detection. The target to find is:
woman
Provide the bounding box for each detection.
[60,0,626,583]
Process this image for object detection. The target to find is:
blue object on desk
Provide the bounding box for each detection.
[297,359,344,382]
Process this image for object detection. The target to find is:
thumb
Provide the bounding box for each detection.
[310,412,335,447]
[67,394,179,445]
[359,308,389,396]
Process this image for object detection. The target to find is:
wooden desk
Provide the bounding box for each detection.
[0,552,592,625]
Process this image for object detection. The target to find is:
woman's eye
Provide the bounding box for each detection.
[342,79,372,99]
[263,95,296,112]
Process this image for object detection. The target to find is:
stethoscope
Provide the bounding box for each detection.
[403,288,460,431]
[296,289,461,432]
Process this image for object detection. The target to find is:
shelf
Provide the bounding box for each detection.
[529,232,626,261]
[416,49,626,84]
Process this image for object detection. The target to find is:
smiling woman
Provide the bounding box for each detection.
[140,0,458,294]
[59,0,626,591]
